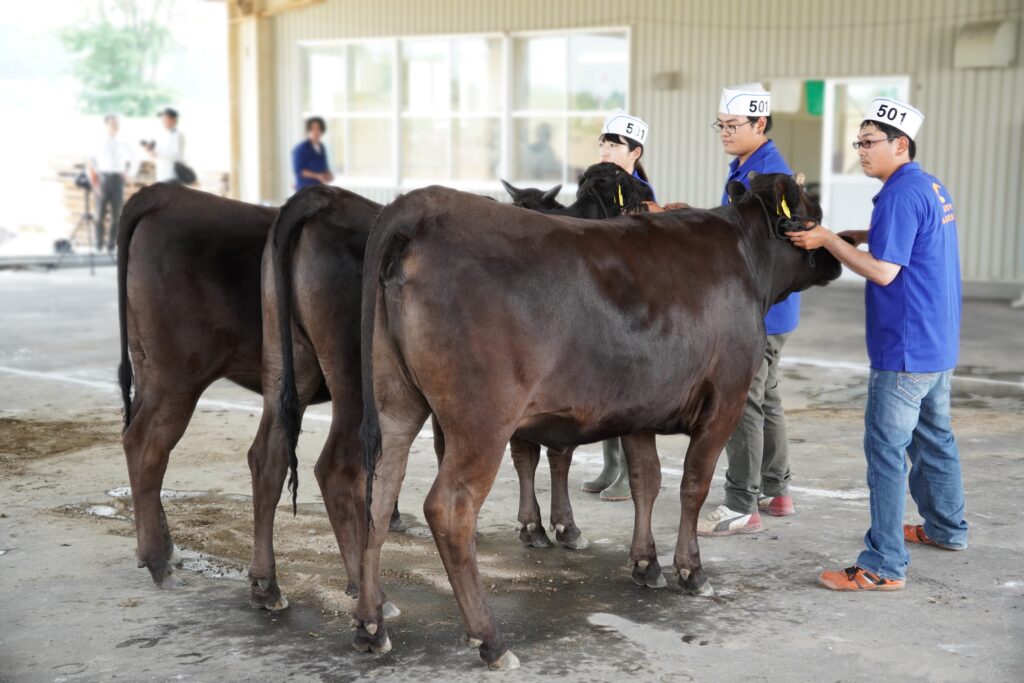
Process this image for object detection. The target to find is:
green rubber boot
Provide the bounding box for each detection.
[582,438,622,492]
[599,439,631,501]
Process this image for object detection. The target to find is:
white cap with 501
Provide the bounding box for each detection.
[719,83,771,117]
[863,98,924,139]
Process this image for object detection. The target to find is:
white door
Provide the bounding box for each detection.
[820,77,909,278]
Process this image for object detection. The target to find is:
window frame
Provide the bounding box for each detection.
[297,26,631,194]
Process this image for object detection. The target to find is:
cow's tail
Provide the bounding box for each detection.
[272,185,335,515]
[359,194,419,530]
[116,186,171,432]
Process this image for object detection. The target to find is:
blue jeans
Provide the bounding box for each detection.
[856,369,968,580]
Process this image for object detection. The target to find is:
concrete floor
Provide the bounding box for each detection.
[1,265,1022,682]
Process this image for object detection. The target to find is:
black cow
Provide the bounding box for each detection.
[117,186,271,595]
[352,174,842,668]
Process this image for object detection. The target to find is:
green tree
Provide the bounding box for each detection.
[61,0,176,116]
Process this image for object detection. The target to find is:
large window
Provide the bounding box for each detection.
[305,41,394,182]
[512,31,628,185]
[300,28,628,191]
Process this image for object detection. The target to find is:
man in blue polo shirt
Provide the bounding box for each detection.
[697,84,801,537]
[788,97,967,591]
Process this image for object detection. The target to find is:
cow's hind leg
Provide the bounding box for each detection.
[122,384,201,587]
[247,339,323,611]
[425,431,520,670]
[510,437,551,548]
[621,432,665,588]
[245,404,291,610]
[673,426,733,596]
[546,446,588,550]
[353,407,429,656]
[313,365,367,598]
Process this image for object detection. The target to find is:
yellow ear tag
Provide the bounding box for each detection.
[778,197,792,219]
[617,185,624,207]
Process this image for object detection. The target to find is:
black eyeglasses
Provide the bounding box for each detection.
[851,137,895,150]
[712,121,755,135]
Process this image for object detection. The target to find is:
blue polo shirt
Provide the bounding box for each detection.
[866,162,961,372]
[720,140,800,335]
[292,140,330,188]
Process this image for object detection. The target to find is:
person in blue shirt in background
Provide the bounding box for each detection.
[292,116,334,190]
[581,111,655,501]
[790,98,967,591]
[597,111,657,203]
[695,84,801,536]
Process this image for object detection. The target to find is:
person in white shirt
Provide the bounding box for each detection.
[149,107,185,183]
[88,114,136,252]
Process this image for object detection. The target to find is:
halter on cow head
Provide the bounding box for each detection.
[727,172,843,300]
[726,171,822,240]
[574,161,650,218]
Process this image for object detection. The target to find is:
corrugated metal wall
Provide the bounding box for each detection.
[272,0,1024,285]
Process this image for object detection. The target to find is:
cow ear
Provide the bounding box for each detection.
[726,181,747,204]
[541,184,562,205]
[772,175,801,219]
[500,179,521,200]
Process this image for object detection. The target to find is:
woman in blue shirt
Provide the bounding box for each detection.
[581,111,655,501]
[596,111,656,203]
[292,116,334,190]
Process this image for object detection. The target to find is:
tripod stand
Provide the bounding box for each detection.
[60,183,97,275]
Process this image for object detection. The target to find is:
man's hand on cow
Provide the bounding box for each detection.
[838,229,868,246]
[643,201,690,214]
[786,223,835,251]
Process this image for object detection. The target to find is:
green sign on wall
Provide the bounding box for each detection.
[805,80,825,117]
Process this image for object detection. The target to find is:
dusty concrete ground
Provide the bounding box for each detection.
[1,266,1022,682]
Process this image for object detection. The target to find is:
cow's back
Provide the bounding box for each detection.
[124,185,274,393]
[376,187,765,443]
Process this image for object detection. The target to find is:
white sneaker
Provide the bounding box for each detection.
[697,505,762,537]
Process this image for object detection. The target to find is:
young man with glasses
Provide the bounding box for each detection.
[787,98,967,591]
[694,83,800,536]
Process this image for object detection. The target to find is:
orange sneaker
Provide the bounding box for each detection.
[818,566,905,592]
[903,524,963,551]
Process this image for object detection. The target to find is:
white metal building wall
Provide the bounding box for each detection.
[272,0,1024,286]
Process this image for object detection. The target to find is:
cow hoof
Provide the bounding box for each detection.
[249,576,288,611]
[465,634,484,648]
[388,513,407,533]
[382,601,401,619]
[158,571,186,589]
[353,624,391,655]
[554,524,590,550]
[677,569,715,597]
[486,650,521,671]
[631,559,667,589]
[371,634,392,655]
[518,524,552,549]
[562,534,591,551]
[690,581,715,597]
[250,593,289,611]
